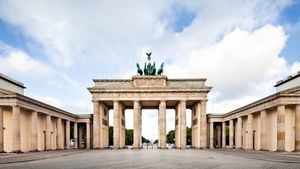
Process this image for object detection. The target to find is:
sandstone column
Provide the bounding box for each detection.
[12,106,21,152]
[196,102,201,148]
[113,101,120,149]
[0,107,3,152]
[210,122,214,149]
[93,101,100,149]
[120,104,126,148]
[217,125,221,147]
[86,122,90,149]
[247,114,253,149]
[57,118,63,149]
[0,107,4,153]
[236,117,242,149]
[74,122,78,148]
[99,103,105,148]
[31,111,38,151]
[222,122,226,148]
[158,100,166,149]
[79,125,83,148]
[45,115,51,150]
[66,120,70,149]
[285,105,295,152]
[229,120,234,148]
[200,100,207,148]
[296,105,300,150]
[133,100,141,149]
[277,105,285,151]
[175,104,180,148]
[260,110,267,150]
[180,100,186,149]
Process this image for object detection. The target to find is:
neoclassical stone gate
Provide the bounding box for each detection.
[88,75,212,149]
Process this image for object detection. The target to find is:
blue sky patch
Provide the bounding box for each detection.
[161,3,196,33]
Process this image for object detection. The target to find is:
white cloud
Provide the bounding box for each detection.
[0,47,54,76]
[167,25,289,114]
[30,95,62,108]
[291,62,300,74]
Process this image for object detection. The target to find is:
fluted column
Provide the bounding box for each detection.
[93,101,100,149]
[74,122,78,148]
[113,101,120,149]
[45,115,51,150]
[30,111,38,151]
[200,100,207,148]
[133,100,142,149]
[66,120,70,149]
[99,103,106,148]
[260,110,267,150]
[79,125,83,148]
[285,105,295,152]
[210,122,214,149]
[158,100,166,149]
[217,125,221,147]
[86,122,90,149]
[12,106,21,152]
[222,122,226,148]
[180,100,186,149]
[296,105,300,150]
[0,107,3,152]
[236,117,242,149]
[229,120,234,148]
[277,105,285,151]
[57,118,63,149]
[195,102,201,148]
[246,114,253,149]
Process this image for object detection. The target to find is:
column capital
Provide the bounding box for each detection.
[180,100,187,103]
[200,99,208,103]
[93,100,99,104]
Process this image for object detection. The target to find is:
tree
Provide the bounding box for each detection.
[153,139,158,144]
[166,130,175,144]
[109,126,113,146]
[125,129,133,145]
[108,126,151,145]
[186,127,192,145]
[142,136,150,143]
[166,128,192,145]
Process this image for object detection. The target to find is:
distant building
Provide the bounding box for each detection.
[275,71,300,92]
[0,73,25,94]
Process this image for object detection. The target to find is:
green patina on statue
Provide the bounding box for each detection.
[136,52,164,76]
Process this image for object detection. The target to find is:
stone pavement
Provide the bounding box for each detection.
[1,149,300,169]
[210,149,300,163]
[0,149,86,164]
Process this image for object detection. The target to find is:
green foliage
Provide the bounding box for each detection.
[108,126,150,145]
[166,127,192,145]
[186,127,192,145]
[166,130,175,144]
[109,126,113,146]
[153,139,158,144]
[125,129,133,145]
[142,136,150,143]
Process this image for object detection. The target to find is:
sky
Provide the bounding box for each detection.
[0,0,300,140]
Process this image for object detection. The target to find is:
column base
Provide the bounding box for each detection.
[12,150,22,153]
[29,149,38,152]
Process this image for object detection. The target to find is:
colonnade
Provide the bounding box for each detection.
[0,105,90,153]
[93,100,207,149]
[209,104,300,152]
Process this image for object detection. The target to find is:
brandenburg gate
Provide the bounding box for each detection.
[88,54,212,149]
